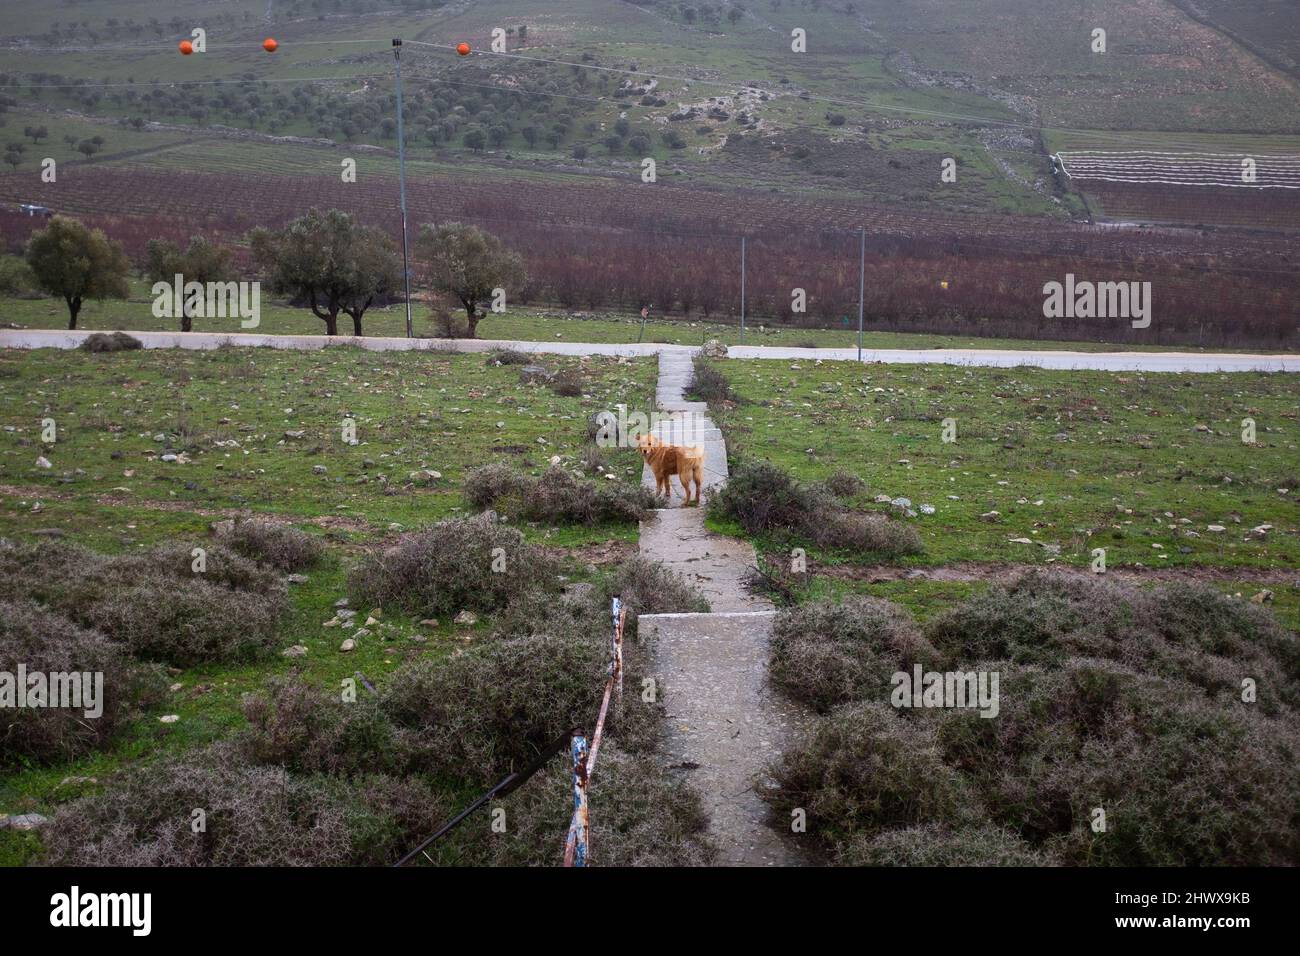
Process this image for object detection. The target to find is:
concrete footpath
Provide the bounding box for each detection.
[637,351,810,866]
[3,328,1296,373]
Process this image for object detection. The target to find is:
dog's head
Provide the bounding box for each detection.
[635,432,661,460]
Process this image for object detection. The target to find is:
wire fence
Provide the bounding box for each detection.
[393,596,627,869]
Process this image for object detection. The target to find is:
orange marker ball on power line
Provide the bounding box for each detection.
[179,40,194,55]
[457,42,471,56]
[263,37,278,53]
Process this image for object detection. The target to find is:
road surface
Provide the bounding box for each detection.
[1,328,1295,373]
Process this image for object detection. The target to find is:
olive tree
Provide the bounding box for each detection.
[145,235,236,332]
[25,216,130,329]
[249,209,401,336]
[416,222,524,339]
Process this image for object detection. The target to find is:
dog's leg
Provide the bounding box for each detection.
[679,474,691,502]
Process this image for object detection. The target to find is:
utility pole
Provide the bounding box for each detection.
[393,39,413,338]
[739,235,746,344]
[857,227,865,362]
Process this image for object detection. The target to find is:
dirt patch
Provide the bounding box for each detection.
[816,560,1300,587]
[540,539,635,567]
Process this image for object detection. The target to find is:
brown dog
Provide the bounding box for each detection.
[637,433,704,505]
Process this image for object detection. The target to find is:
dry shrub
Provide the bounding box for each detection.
[686,355,735,405]
[766,576,1300,866]
[837,824,1055,866]
[934,660,1300,866]
[237,675,407,777]
[348,512,558,618]
[380,565,676,782]
[380,632,611,785]
[770,597,939,712]
[925,572,1300,711]
[440,743,714,866]
[549,369,584,397]
[710,460,919,558]
[485,348,532,366]
[0,600,165,766]
[463,462,529,509]
[762,702,977,848]
[218,520,323,573]
[809,510,922,557]
[0,540,287,666]
[822,469,866,499]
[708,460,822,534]
[523,468,657,524]
[79,331,142,353]
[485,558,704,752]
[605,555,709,638]
[465,464,657,525]
[579,444,609,475]
[41,743,448,867]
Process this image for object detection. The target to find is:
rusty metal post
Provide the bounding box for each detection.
[564,732,590,867]
[611,596,625,707]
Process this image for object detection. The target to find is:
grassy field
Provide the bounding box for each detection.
[0,343,654,864]
[3,285,1290,353]
[706,356,1300,627]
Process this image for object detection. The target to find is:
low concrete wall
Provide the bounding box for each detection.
[1,328,1296,373]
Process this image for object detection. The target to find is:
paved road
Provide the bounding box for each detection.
[2,328,1295,373]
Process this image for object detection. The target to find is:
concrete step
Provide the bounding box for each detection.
[636,509,760,610]
[639,611,813,867]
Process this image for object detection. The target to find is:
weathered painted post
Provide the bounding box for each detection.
[564,732,590,867]
[611,596,625,706]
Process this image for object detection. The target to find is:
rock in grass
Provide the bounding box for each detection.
[454,610,478,627]
[282,645,308,658]
[0,813,50,831]
[339,638,356,653]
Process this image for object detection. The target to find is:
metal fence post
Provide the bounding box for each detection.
[564,732,590,867]
[611,596,625,707]
[857,226,865,362]
[393,38,414,339]
[739,235,746,344]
